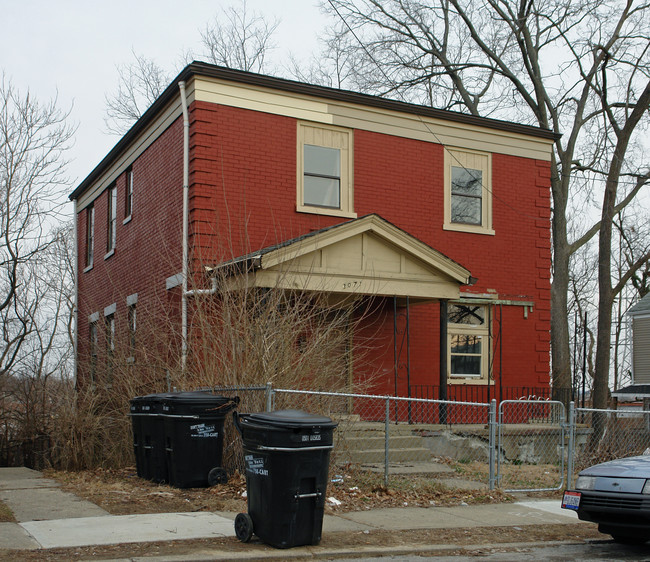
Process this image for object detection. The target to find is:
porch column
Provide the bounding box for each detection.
[440,299,448,424]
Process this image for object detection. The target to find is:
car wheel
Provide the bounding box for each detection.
[610,534,648,545]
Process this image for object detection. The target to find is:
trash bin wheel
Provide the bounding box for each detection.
[235,512,254,543]
[207,467,228,486]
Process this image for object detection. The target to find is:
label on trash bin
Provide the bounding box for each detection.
[190,423,219,438]
[245,454,269,476]
[301,433,322,442]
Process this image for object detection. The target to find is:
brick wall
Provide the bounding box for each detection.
[76,99,551,392]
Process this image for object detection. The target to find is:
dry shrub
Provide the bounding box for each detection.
[52,252,383,471]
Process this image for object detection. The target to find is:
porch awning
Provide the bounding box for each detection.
[208,214,472,301]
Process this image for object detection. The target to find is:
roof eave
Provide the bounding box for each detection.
[70,61,560,202]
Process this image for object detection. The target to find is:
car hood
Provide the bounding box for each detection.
[580,455,650,478]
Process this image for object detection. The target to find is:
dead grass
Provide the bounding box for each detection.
[44,464,512,517]
[0,500,15,523]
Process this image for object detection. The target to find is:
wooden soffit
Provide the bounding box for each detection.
[215,215,471,301]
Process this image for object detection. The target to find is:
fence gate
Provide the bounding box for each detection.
[496,400,567,492]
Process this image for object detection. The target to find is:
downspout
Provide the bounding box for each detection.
[73,202,79,387]
[179,81,190,373]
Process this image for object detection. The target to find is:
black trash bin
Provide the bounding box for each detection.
[129,393,169,483]
[234,409,337,549]
[162,391,239,488]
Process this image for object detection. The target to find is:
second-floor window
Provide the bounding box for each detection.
[297,123,355,218]
[107,185,117,254]
[85,205,95,268]
[444,149,493,235]
[125,167,133,219]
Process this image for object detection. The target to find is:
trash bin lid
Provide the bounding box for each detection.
[164,391,232,404]
[162,391,238,415]
[242,409,337,429]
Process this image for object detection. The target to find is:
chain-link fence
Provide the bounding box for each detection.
[207,384,650,493]
[497,400,567,492]
[568,406,650,488]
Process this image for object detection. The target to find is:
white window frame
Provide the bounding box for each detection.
[444,148,494,235]
[296,122,356,218]
[447,303,491,385]
[84,204,95,271]
[106,184,117,257]
[126,293,137,362]
[124,167,133,223]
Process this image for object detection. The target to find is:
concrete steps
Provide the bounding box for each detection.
[335,423,433,464]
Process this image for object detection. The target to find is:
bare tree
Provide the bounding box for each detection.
[0,76,74,379]
[104,51,171,135]
[322,0,650,406]
[104,2,280,134]
[199,0,279,74]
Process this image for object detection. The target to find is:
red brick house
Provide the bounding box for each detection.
[70,62,554,406]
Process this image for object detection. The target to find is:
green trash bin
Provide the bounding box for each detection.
[234,409,337,548]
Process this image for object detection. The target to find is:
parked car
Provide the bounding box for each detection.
[562,454,650,544]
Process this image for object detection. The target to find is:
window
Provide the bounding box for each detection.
[448,303,490,383]
[297,123,355,218]
[444,149,493,234]
[106,184,117,255]
[105,313,115,383]
[89,320,98,384]
[128,303,136,357]
[85,205,95,269]
[124,167,133,221]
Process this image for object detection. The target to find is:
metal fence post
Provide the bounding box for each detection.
[265,381,273,412]
[567,401,575,489]
[385,398,390,487]
[488,399,497,490]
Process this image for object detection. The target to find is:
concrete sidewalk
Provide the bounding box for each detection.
[0,467,579,554]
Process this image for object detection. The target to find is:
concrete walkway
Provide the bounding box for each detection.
[0,467,579,553]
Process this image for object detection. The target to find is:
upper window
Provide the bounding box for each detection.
[448,303,490,383]
[125,167,133,220]
[106,184,117,255]
[297,123,355,218]
[85,204,95,269]
[444,149,493,235]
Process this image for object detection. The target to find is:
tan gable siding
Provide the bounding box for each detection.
[194,77,553,162]
[633,316,650,384]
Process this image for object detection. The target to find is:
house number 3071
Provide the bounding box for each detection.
[342,281,360,290]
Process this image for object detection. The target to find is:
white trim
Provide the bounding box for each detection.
[89,312,99,323]
[104,303,116,317]
[126,293,138,306]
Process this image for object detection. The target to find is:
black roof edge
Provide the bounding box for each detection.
[69,61,560,202]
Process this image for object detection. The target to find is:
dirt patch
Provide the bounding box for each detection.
[0,523,602,561]
[44,465,513,515]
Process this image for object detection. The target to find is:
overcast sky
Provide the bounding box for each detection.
[2,0,328,203]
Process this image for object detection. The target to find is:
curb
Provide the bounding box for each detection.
[101,539,592,561]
